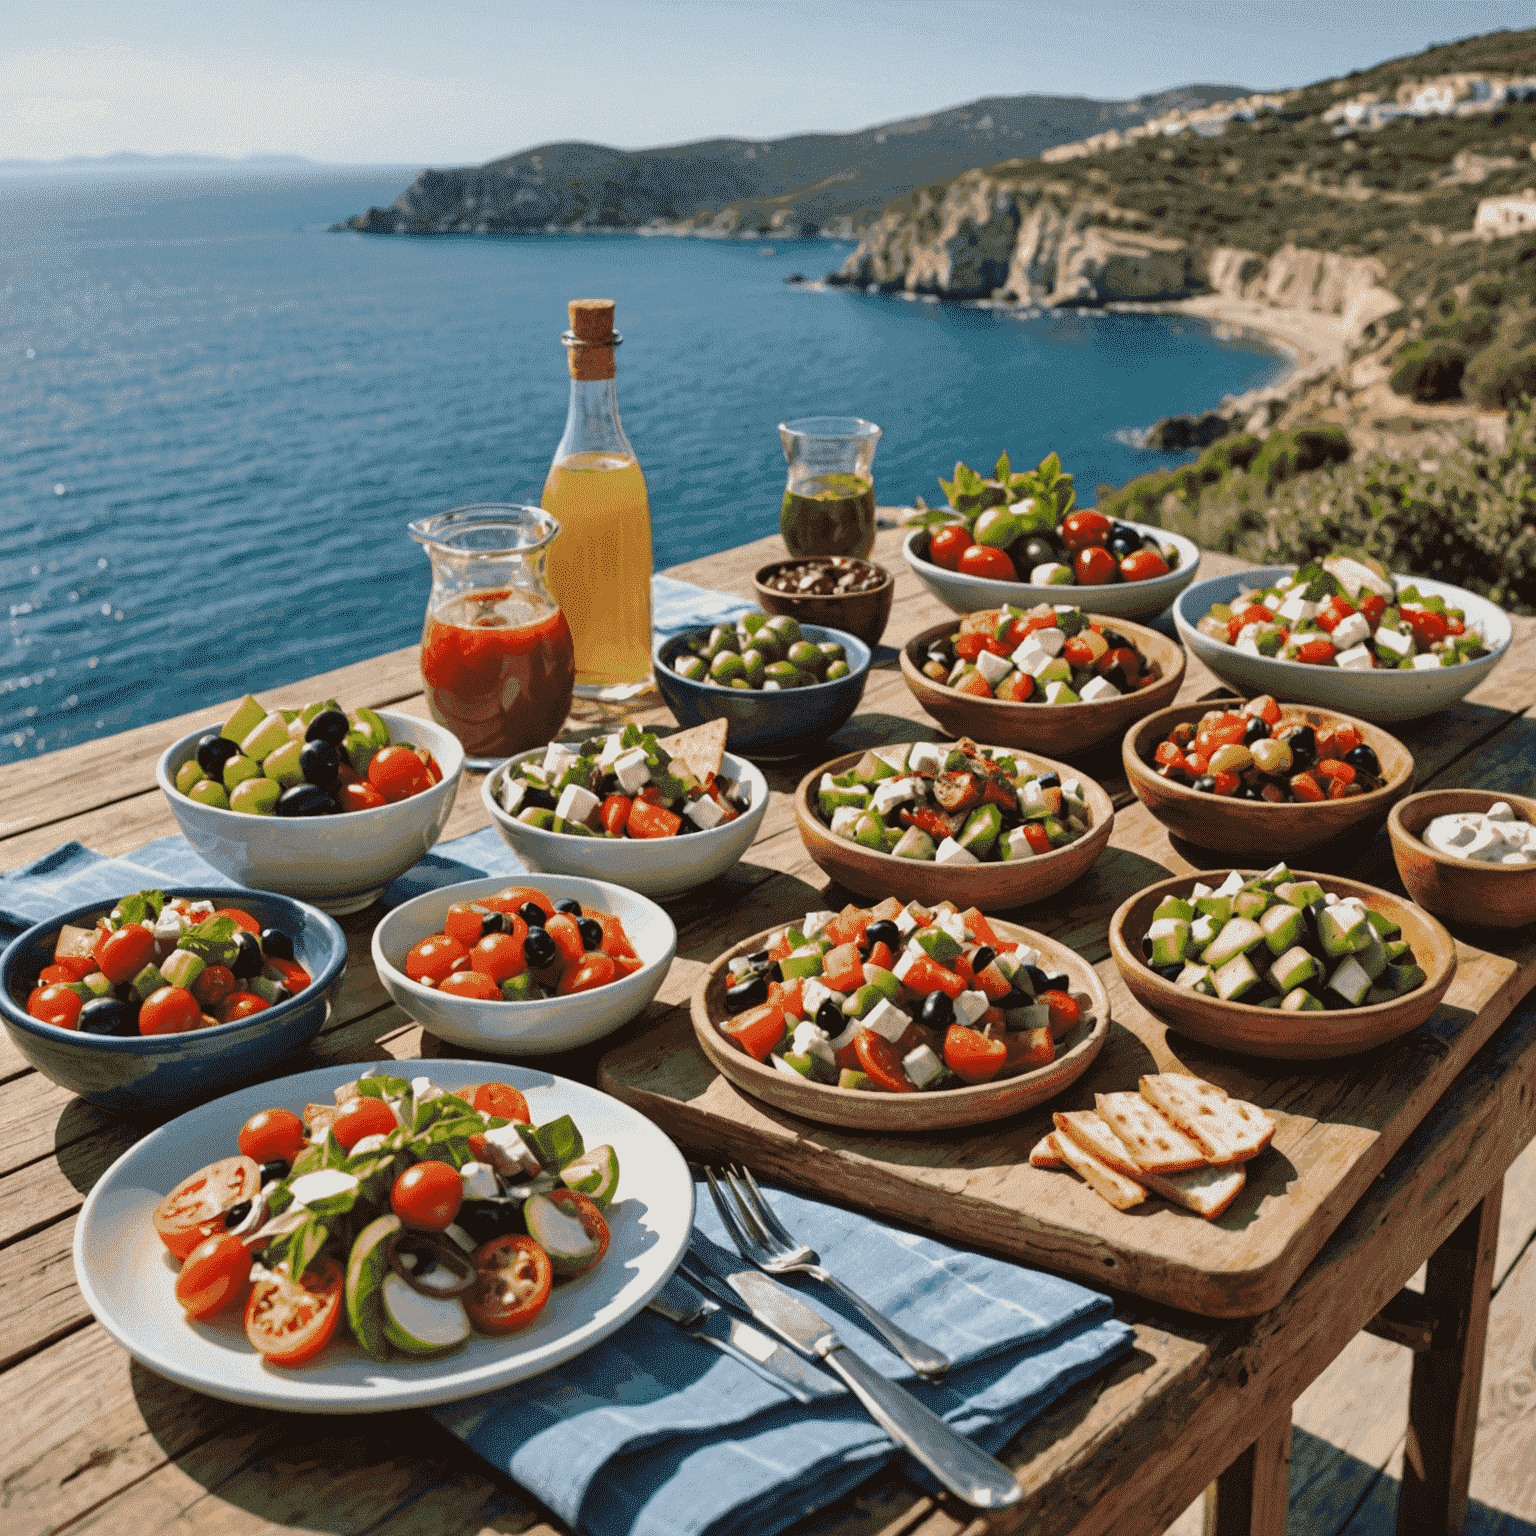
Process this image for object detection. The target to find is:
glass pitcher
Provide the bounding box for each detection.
[778,416,881,558]
[410,504,576,770]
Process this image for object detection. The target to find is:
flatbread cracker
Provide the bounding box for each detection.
[1139,1074,1275,1165]
[1095,1091,1206,1174]
[661,718,729,787]
[1053,1111,1144,1181]
[1029,1132,1065,1169]
[1141,1163,1247,1221]
[1053,1126,1146,1211]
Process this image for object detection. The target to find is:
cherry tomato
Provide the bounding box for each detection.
[391,1160,464,1231]
[174,1232,253,1319]
[942,1024,1008,1085]
[927,525,973,571]
[368,744,431,803]
[1059,510,1113,553]
[95,923,156,984]
[853,1027,916,1092]
[1295,638,1337,665]
[472,1082,531,1122]
[192,964,238,1008]
[238,1107,307,1164]
[470,931,527,983]
[957,544,1016,582]
[210,907,263,936]
[340,781,389,813]
[139,985,203,1036]
[1073,546,1119,586]
[415,748,444,785]
[444,902,488,946]
[1406,608,1448,645]
[28,982,84,1029]
[1119,548,1170,582]
[465,1234,553,1335]
[439,969,502,1000]
[267,957,311,995]
[543,913,585,968]
[244,1254,344,1367]
[592,912,637,960]
[558,951,618,995]
[542,1189,611,1275]
[484,886,555,921]
[1040,990,1081,1037]
[37,964,78,986]
[330,1095,398,1151]
[217,991,270,1023]
[406,933,469,983]
[153,1155,261,1258]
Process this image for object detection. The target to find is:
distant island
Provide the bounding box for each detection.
[0,151,319,174]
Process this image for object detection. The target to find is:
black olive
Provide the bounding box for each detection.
[1279,723,1317,768]
[1021,965,1048,996]
[971,945,997,972]
[1043,972,1071,993]
[745,950,770,967]
[1034,771,1061,790]
[275,783,337,817]
[727,971,770,1012]
[480,911,509,936]
[1155,962,1187,980]
[576,917,604,951]
[455,1200,524,1244]
[815,998,844,1033]
[304,708,350,746]
[299,739,341,792]
[523,786,558,811]
[195,732,240,776]
[223,1199,253,1230]
[260,927,294,961]
[1098,628,1131,652]
[1020,534,1060,570]
[916,993,950,1031]
[864,919,900,951]
[1107,526,1141,561]
[523,927,558,969]
[232,930,263,979]
[997,989,1033,1011]
[555,898,583,916]
[259,1158,290,1183]
[1141,935,1155,959]
[518,902,547,930]
[1193,774,1218,793]
[1344,743,1381,777]
[765,960,783,983]
[1243,716,1271,747]
[78,997,137,1036]
[856,939,872,960]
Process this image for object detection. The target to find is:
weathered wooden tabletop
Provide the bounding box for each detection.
[4,524,1536,1536]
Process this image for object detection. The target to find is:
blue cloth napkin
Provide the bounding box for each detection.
[651,576,755,639]
[432,1179,1133,1536]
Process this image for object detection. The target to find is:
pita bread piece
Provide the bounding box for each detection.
[1053,1110,1144,1182]
[1029,1132,1066,1169]
[1094,1091,1206,1174]
[1139,1074,1275,1165]
[1141,1163,1247,1221]
[1053,1125,1146,1211]
[660,718,729,788]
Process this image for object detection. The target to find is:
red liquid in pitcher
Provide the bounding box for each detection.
[420,590,576,759]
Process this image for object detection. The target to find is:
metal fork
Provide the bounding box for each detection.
[705,1165,951,1377]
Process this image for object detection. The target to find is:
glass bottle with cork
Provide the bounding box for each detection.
[541,299,654,700]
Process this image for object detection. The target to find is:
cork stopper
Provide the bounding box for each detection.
[565,298,618,380]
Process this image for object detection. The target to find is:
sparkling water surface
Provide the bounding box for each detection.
[0,168,1282,764]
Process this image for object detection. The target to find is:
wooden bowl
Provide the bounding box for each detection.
[1123,700,1415,860]
[795,745,1115,913]
[753,558,894,649]
[1108,869,1456,1060]
[900,615,1185,756]
[1388,790,1536,929]
[692,920,1110,1130]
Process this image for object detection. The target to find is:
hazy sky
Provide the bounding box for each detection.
[5,0,1532,166]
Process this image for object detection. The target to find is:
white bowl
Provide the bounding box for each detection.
[371,874,676,1054]
[481,749,769,899]
[903,520,1200,620]
[1175,566,1513,723]
[157,710,464,915]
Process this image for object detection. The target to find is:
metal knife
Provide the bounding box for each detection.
[645,1273,846,1403]
[709,1264,1021,1510]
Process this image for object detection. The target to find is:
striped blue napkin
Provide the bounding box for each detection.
[651,576,755,640]
[432,1179,1132,1536]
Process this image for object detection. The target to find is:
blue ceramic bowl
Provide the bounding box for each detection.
[0,888,348,1117]
[653,622,873,759]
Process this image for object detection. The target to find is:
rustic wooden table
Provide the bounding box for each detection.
[5,526,1536,1536]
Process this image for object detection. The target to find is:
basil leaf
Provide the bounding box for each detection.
[288,1143,322,1180]
[356,1075,409,1102]
[321,1129,350,1170]
[289,1218,329,1281]
[116,890,168,928]
[179,914,241,966]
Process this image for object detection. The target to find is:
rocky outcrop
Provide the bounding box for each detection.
[1207,244,1402,337]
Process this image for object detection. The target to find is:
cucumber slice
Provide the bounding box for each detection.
[381,1271,472,1353]
[346,1213,401,1362]
[525,1115,583,1171]
[838,1068,875,1090]
[1204,917,1266,967]
[560,1144,620,1209]
[524,1192,606,1276]
[1153,895,1195,925]
[1232,889,1272,922]
[891,827,935,861]
[221,694,267,744]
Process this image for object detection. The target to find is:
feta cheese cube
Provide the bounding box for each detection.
[1487,800,1518,822]
[1334,643,1375,671]
[686,794,726,830]
[500,777,527,815]
[1276,593,1319,624]
[1330,611,1371,651]
[902,1044,944,1089]
[1412,652,1445,671]
[937,910,969,945]
[597,734,626,769]
[791,1022,834,1066]
[935,836,979,866]
[974,648,1013,688]
[908,742,946,776]
[891,949,922,984]
[861,998,913,1043]
[459,1161,500,1200]
[555,782,601,826]
[542,742,578,781]
[801,978,849,1016]
[830,806,863,837]
[1027,651,1072,682]
[153,907,186,944]
[1375,625,1414,659]
[613,748,651,794]
[1078,674,1121,703]
[1030,627,1065,656]
[482,1122,545,1176]
[1216,871,1246,897]
[872,776,921,817]
[1011,945,1041,970]
[1011,639,1046,672]
[801,910,837,941]
[953,989,990,1026]
[895,902,924,937]
[411,1076,444,1103]
[1004,825,1036,860]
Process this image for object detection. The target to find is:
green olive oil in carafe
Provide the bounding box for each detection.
[780,473,877,559]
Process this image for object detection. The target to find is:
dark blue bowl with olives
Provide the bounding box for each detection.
[0,888,347,1117]
[653,618,873,759]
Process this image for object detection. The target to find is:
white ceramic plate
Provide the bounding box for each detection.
[1175,566,1513,722]
[73,1060,694,1413]
[903,521,1200,620]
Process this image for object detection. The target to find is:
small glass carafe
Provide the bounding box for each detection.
[778,416,881,558]
[410,504,576,769]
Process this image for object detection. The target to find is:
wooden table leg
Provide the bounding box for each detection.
[1396,1181,1504,1536]
[1202,1411,1292,1536]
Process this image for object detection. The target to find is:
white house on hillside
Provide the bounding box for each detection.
[1475,188,1536,238]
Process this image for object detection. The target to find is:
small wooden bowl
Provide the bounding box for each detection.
[1108,869,1456,1060]
[1123,700,1415,860]
[693,920,1109,1130]
[1388,790,1536,929]
[900,615,1185,756]
[794,744,1115,913]
[753,558,894,649]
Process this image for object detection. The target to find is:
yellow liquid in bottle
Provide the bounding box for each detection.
[542,451,653,694]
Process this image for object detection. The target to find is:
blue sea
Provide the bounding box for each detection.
[0,167,1283,765]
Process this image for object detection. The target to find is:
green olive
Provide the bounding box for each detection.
[764,661,807,688]
[748,629,781,662]
[729,678,753,690]
[817,640,846,664]
[763,615,801,647]
[739,611,771,637]
[786,640,825,673]
[710,650,746,683]
[703,625,735,660]
[174,760,207,795]
[824,660,852,681]
[674,654,708,682]
[740,647,767,685]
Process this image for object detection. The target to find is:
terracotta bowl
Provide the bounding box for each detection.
[753,558,894,649]
[1123,700,1415,861]
[900,615,1185,757]
[794,744,1115,913]
[693,919,1109,1130]
[1388,790,1536,930]
[1108,869,1457,1060]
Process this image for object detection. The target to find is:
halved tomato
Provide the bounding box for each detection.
[153,1155,261,1258]
[465,1234,553,1334]
[244,1255,345,1366]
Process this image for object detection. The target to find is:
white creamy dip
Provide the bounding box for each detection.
[1422,802,1536,866]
